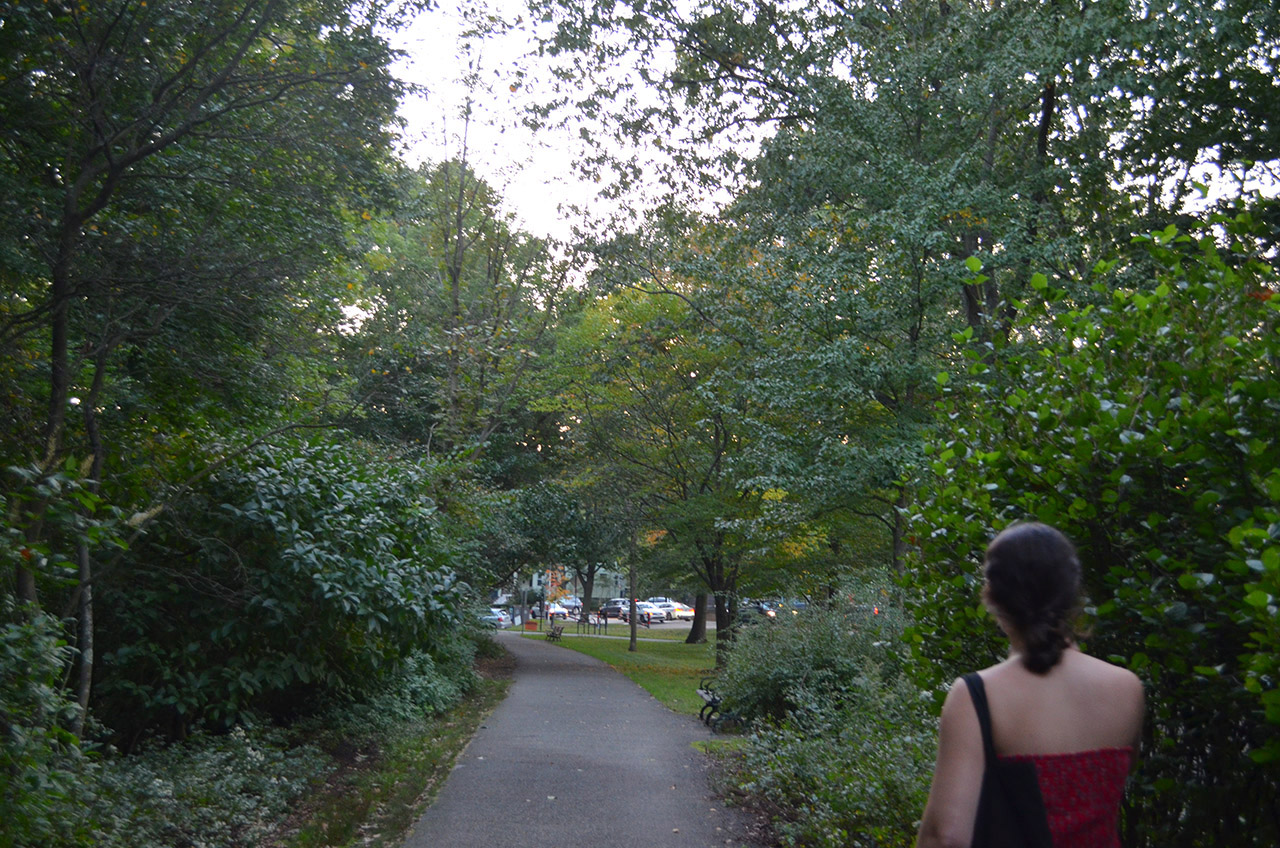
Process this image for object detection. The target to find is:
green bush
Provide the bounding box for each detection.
[0,601,95,848]
[82,636,479,848]
[316,638,479,741]
[95,434,469,739]
[717,582,933,846]
[717,595,905,723]
[734,668,934,848]
[908,202,1280,846]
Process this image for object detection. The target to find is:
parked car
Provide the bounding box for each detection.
[479,608,511,628]
[646,597,679,619]
[559,596,583,613]
[543,601,569,619]
[599,598,630,619]
[648,600,678,620]
[738,599,780,620]
[670,602,695,620]
[629,601,666,624]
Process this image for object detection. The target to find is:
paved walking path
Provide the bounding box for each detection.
[401,631,761,848]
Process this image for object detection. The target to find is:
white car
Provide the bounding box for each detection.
[650,600,678,620]
[670,602,695,620]
[631,602,666,624]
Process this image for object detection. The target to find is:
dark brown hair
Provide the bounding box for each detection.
[982,522,1082,674]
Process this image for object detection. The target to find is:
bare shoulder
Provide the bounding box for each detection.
[1075,651,1144,698]
[1071,652,1145,745]
[937,675,986,751]
[939,675,976,724]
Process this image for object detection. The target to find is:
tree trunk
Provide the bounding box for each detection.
[72,542,93,737]
[18,220,81,606]
[713,593,734,668]
[582,569,596,614]
[891,485,908,576]
[685,592,708,644]
[628,557,638,652]
[69,348,108,737]
[43,222,76,471]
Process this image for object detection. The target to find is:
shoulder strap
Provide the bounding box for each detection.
[962,672,998,765]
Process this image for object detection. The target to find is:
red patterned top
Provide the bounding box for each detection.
[999,748,1132,848]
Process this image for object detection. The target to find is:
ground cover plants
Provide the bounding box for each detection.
[0,623,506,848]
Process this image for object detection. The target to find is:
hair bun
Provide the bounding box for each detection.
[983,522,1082,674]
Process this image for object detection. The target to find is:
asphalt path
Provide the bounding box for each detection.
[401,630,761,848]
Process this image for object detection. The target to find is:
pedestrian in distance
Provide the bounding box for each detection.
[915,522,1144,848]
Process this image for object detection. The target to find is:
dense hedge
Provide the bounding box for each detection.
[0,620,485,848]
[907,204,1280,847]
[94,435,469,740]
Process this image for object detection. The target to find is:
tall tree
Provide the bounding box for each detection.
[522,0,1280,582]
[344,159,567,458]
[539,275,761,659]
[0,0,409,729]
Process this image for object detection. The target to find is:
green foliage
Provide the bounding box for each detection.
[0,601,94,848]
[716,596,906,724]
[717,587,932,847]
[87,721,329,848]
[1,464,125,600]
[95,435,468,738]
[313,638,480,741]
[908,202,1280,846]
[1,618,477,848]
[734,670,934,848]
[343,161,566,456]
[0,0,404,461]
[538,282,759,622]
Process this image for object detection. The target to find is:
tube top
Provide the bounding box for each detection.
[999,747,1132,848]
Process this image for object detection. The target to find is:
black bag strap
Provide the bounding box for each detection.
[964,672,1056,848]
[963,673,998,763]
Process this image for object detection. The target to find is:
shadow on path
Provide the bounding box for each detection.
[402,631,763,848]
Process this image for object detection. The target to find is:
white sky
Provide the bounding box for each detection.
[388,3,1278,244]
[388,1,605,242]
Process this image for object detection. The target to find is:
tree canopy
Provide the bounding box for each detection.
[2,0,1278,844]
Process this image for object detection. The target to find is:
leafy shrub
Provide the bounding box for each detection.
[717,581,933,846]
[0,601,95,848]
[734,668,934,848]
[717,587,905,723]
[79,634,479,848]
[317,638,479,741]
[908,203,1280,846]
[95,434,469,739]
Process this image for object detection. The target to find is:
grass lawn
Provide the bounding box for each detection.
[506,621,706,642]
[521,631,718,716]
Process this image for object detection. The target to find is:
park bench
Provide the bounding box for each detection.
[696,677,742,732]
[545,624,564,642]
